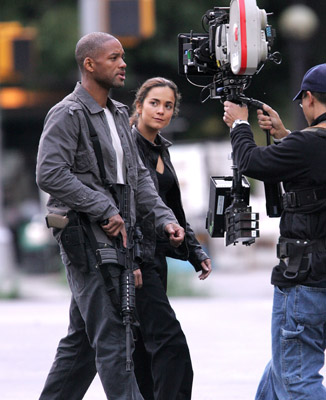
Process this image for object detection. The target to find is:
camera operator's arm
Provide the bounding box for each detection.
[223,101,248,127]
[257,104,290,140]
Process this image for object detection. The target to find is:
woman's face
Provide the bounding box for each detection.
[136,86,175,133]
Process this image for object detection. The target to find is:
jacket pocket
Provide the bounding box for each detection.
[74,149,95,173]
[294,285,326,326]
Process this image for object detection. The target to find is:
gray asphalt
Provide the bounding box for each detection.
[0,269,275,400]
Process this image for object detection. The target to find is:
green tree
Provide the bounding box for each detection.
[1,0,78,88]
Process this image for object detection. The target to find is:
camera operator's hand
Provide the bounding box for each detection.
[257,104,290,140]
[223,101,248,128]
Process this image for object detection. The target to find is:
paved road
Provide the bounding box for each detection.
[0,270,275,400]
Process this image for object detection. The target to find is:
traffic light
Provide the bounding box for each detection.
[0,22,36,83]
[107,0,156,47]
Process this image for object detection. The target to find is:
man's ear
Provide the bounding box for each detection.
[84,57,94,72]
[306,91,314,104]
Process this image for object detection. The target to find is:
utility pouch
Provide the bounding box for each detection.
[60,210,89,272]
[46,213,69,229]
[96,247,119,266]
[277,237,312,281]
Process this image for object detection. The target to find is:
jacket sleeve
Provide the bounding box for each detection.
[185,222,209,272]
[230,125,309,183]
[36,104,119,222]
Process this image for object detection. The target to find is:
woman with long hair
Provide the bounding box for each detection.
[130,77,212,400]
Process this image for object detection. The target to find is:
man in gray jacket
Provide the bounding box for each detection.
[36,32,185,400]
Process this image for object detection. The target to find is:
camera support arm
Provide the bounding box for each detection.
[227,94,283,217]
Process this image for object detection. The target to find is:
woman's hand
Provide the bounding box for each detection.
[198,259,212,280]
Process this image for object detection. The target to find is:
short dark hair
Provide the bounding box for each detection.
[75,32,116,72]
[302,90,326,105]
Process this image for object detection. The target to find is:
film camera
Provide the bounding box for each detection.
[178,0,282,246]
[178,0,281,103]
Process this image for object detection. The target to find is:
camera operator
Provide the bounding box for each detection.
[223,63,326,400]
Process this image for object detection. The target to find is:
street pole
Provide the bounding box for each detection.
[0,99,17,297]
[79,0,107,35]
[279,3,319,130]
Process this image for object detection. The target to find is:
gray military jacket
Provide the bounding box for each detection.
[36,82,177,245]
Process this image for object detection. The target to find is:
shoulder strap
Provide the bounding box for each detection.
[82,109,107,185]
[81,108,123,209]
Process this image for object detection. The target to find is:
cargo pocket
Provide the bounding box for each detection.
[281,324,304,384]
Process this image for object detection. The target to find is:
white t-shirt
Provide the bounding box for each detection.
[103,107,125,184]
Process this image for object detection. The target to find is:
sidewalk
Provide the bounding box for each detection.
[0,269,274,400]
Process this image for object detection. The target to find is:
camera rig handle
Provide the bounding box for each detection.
[229,94,283,218]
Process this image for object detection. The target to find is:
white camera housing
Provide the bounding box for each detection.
[215,0,268,75]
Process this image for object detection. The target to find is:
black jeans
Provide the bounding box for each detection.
[133,248,193,400]
[39,243,143,400]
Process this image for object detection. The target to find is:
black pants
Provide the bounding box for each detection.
[39,244,143,400]
[133,248,193,400]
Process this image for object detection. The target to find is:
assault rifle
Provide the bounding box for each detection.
[108,183,142,372]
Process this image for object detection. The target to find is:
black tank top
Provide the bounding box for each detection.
[156,165,174,205]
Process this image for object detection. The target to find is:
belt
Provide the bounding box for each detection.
[277,236,326,258]
[283,187,326,208]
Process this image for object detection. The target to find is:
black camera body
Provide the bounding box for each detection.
[206,175,259,246]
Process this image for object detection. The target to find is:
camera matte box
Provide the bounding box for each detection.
[206,175,250,237]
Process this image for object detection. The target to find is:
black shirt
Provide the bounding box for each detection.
[156,165,175,205]
[231,121,326,287]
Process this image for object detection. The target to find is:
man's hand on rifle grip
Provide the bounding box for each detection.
[101,214,127,247]
[165,223,185,248]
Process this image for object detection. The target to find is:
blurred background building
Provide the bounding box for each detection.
[0,0,324,294]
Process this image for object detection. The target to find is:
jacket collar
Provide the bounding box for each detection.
[132,125,172,151]
[73,82,128,115]
[310,112,326,127]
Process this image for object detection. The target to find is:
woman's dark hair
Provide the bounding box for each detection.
[130,77,181,126]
